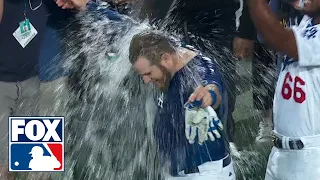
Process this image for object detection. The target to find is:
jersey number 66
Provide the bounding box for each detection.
[281,72,306,104]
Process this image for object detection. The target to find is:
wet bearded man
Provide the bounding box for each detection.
[129,31,236,180]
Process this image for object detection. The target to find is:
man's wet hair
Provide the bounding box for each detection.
[129,31,176,65]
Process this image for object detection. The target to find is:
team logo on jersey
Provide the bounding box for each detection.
[9,117,64,172]
[302,26,317,40]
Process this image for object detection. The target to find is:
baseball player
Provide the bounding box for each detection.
[247,0,320,179]
[140,0,240,145]
[128,31,236,179]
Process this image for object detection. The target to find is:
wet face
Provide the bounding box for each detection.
[133,56,172,91]
[291,0,320,15]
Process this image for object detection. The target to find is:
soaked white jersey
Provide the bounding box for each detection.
[274,15,320,137]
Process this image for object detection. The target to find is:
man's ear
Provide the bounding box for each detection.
[160,53,172,67]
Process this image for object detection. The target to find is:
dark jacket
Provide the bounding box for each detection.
[0,0,73,82]
[39,1,75,81]
[0,0,48,82]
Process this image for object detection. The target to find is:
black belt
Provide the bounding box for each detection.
[272,135,304,150]
[184,155,231,174]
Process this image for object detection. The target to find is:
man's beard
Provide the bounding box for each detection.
[158,65,172,92]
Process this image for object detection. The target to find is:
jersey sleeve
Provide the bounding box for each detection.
[199,57,224,93]
[291,23,320,67]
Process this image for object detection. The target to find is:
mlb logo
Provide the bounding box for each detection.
[8,117,64,172]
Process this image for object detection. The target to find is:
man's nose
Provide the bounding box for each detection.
[143,76,152,84]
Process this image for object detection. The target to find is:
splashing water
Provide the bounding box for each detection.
[54,9,168,180]
[16,3,278,180]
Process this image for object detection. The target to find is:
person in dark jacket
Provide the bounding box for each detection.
[0,0,87,179]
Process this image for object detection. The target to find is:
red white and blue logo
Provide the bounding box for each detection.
[9,117,64,172]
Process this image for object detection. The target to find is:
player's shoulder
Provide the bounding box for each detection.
[291,15,320,49]
[292,15,319,31]
[184,45,215,63]
[194,54,219,70]
[298,15,313,26]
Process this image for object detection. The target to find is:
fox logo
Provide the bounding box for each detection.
[9,117,64,172]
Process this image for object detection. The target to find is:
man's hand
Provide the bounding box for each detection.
[188,85,221,109]
[56,0,88,10]
[233,37,254,59]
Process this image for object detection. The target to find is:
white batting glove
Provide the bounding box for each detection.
[185,107,209,145]
[206,106,223,141]
[184,102,223,145]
